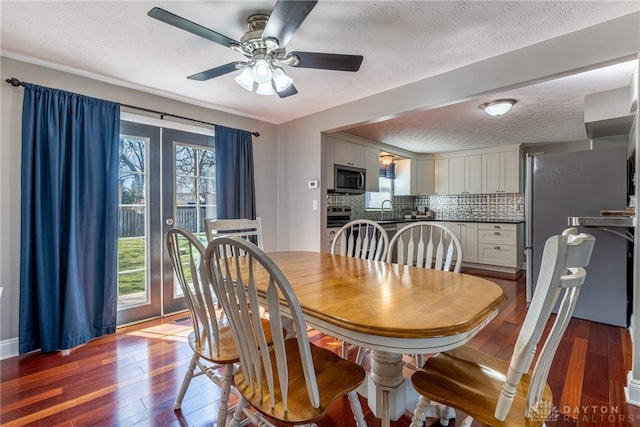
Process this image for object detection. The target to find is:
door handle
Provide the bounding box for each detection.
[165,218,174,226]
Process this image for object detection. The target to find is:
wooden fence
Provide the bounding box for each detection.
[119,206,214,237]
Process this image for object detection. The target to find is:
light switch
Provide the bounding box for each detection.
[312,200,318,210]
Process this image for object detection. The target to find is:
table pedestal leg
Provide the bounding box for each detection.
[368,350,406,427]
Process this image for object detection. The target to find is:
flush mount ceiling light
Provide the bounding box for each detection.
[380,155,394,166]
[480,99,517,117]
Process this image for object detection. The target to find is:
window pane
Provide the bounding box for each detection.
[118,134,149,309]
[366,177,394,209]
[174,144,216,234]
[175,145,195,176]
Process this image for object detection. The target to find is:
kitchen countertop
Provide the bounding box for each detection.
[375,217,525,225]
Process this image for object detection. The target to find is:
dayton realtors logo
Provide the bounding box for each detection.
[529,402,634,424]
[561,405,635,423]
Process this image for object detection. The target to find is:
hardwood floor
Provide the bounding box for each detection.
[2,272,639,426]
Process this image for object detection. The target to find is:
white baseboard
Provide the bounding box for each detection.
[627,371,640,407]
[0,337,19,360]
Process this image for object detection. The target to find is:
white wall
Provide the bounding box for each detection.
[277,12,640,252]
[0,57,278,350]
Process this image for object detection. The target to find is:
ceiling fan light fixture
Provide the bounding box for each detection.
[251,59,273,84]
[234,67,254,91]
[272,66,293,91]
[256,82,275,96]
[480,99,516,117]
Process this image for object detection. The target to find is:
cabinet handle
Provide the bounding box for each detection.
[494,231,501,235]
[494,225,500,229]
[494,246,501,250]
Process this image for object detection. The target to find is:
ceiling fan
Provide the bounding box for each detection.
[148,0,364,98]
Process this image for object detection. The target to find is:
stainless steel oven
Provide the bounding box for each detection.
[326,206,352,252]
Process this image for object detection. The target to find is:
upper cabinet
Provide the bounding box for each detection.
[415,159,435,195]
[333,138,365,168]
[435,145,522,195]
[448,155,481,194]
[364,147,380,192]
[481,150,521,193]
[435,158,449,195]
[395,158,414,195]
[396,158,436,196]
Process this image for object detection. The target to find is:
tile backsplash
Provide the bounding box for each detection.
[326,193,525,221]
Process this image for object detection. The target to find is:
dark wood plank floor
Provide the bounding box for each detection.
[2,272,639,426]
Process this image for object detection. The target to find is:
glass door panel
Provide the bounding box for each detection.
[162,128,215,314]
[117,121,161,325]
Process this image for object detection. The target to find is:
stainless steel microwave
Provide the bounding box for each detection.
[334,164,366,194]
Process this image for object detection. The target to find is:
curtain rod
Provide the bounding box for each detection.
[5,77,260,137]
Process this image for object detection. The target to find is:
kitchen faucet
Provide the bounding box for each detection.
[381,199,393,220]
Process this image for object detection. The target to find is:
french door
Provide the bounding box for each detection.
[117,120,215,325]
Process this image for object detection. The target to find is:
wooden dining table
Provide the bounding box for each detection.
[258,251,507,426]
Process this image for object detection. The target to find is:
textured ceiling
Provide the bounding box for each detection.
[1,1,639,153]
[346,60,638,153]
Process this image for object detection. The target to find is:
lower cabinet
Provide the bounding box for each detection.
[444,222,478,263]
[477,223,520,268]
[325,227,341,253]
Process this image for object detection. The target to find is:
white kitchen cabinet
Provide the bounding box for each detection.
[325,227,341,253]
[449,155,481,194]
[416,159,435,195]
[435,158,449,195]
[365,147,380,192]
[500,150,520,193]
[477,223,518,268]
[334,138,364,168]
[325,137,336,190]
[482,150,520,193]
[394,158,415,195]
[444,222,478,263]
[466,155,482,194]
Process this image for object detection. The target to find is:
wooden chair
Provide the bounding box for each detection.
[166,228,273,426]
[387,221,462,272]
[331,219,389,261]
[386,221,462,371]
[409,228,595,427]
[205,236,368,427]
[205,217,264,249]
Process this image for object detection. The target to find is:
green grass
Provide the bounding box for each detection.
[118,237,146,295]
[116,234,208,295]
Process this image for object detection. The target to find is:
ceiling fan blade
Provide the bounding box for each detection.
[263,0,318,47]
[275,83,298,98]
[289,51,363,72]
[148,7,240,48]
[188,62,241,81]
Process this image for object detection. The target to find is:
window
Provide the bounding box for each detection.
[174,144,216,235]
[365,176,393,209]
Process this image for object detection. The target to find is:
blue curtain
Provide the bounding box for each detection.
[379,163,396,179]
[214,125,256,219]
[19,84,120,353]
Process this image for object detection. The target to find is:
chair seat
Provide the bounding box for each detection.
[188,317,274,365]
[412,346,553,427]
[235,338,366,424]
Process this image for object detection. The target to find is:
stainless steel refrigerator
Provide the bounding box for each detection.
[525,146,629,327]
